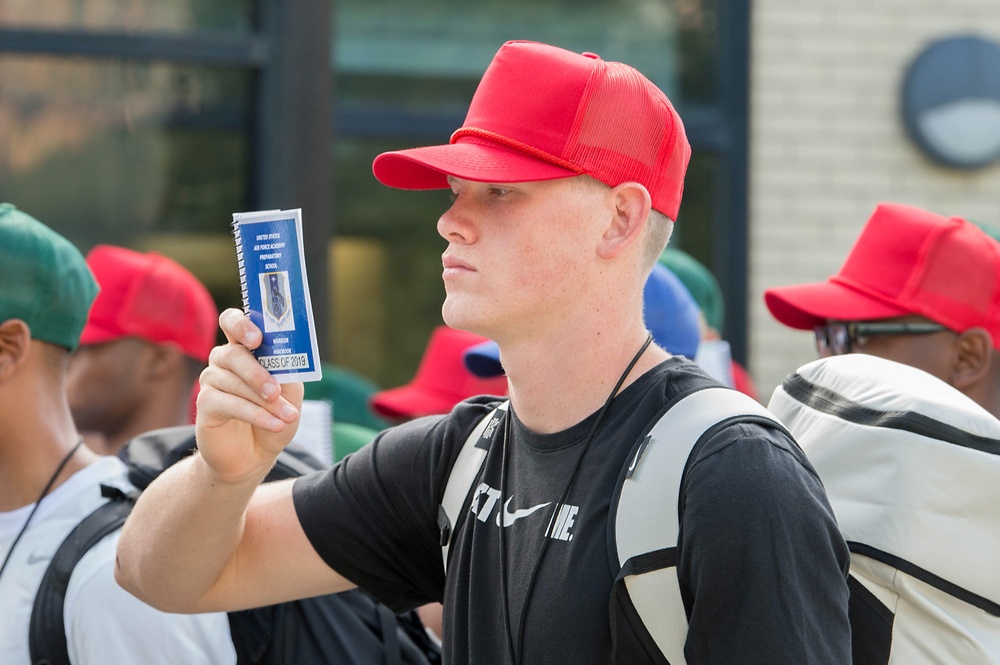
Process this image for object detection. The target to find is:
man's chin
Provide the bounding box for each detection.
[441,300,490,338]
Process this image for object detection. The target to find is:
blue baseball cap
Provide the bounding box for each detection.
[644,262,701,359]
[464,340,503,378]
[464,263,701,378]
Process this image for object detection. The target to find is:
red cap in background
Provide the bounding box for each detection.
[370,326,508,421]
[765,202,1000,350]
[81,245,218,362]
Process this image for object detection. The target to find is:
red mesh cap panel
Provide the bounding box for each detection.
[905,220,1000,348]
[567,61,690,220]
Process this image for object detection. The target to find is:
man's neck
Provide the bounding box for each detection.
[0,434,98,511]
[501,326,670,434]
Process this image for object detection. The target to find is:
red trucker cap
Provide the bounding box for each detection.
[80,245,218,362]
[372,40,691,221]
[764,202,1000,350]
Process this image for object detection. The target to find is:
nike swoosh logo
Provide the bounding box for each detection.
[27,552,51,566]
[497,498,551,528]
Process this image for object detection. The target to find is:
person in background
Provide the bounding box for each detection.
[0,204,235,664]
[116,41,850,664]
[66,245,217,457]
[658,246,759,399]
[764,202,1000,662]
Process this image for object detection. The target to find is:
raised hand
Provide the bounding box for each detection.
[195,308,303,484]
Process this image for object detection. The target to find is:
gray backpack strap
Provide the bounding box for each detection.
[438,401,508,571]
[612,387,782,664]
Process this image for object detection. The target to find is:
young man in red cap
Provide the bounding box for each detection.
[66,245,218,457]
[764,202,1000,662]
[0,205,235,664]
[118,41,850,664]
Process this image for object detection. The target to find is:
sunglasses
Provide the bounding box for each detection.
[813,321,950,356]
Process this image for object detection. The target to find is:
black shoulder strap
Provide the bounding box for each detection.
[28,485,137,665]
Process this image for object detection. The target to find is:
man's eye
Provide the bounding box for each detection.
[489,187,511,197]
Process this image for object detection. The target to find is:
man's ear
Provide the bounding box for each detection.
[597,182,652,260]
[950,327,993,391]
[144,342,186,382]
[0,319,33,381]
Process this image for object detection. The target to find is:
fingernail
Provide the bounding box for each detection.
[262,382,276,398]
[281,404,298,419]
[245,329,260,344]
[269,417,283,430]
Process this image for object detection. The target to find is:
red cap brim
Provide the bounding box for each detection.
[369,385,461,421]
[372,139,578,190]
[764,280,911,330]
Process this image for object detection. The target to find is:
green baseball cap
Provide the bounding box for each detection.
[970,219,1000,243]
[657,247,725,333]
[333,421,380,461]
[0,204,98,351]
[303,363,392,431]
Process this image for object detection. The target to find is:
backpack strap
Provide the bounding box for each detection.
[28,484,138,665]
[610,387,784,665]
[438,401,508,571]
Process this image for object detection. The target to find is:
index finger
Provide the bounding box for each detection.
[219,308,262,349]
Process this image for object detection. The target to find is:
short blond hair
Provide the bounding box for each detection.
[573,175,674,271]
[643,209,674,272]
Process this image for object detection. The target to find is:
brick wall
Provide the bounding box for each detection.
[749,1,1000,397]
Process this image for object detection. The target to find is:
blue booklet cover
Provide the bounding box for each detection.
[232,208,322,383]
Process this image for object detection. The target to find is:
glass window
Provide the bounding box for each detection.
[0,0,251,32]
[0,55,251,316]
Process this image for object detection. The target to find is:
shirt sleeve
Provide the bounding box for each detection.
[65,533,237,665]
[293,398,500,613]
[677,421,852,665]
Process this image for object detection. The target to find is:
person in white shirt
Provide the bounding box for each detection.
[0,202,235,665]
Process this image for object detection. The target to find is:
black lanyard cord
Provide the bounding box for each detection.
[498,333,653,665]
[0,438,84,581]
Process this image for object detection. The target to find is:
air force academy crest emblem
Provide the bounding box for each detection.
[260,271,295,331]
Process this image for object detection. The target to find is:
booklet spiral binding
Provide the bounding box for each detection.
[233,224,251,315]
[231,208,322,383]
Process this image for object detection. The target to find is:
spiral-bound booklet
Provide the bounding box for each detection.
[232,208,322,383]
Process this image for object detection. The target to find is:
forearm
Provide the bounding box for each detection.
[115,452,269,613]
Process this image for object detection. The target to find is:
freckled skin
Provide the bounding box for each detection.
[437,176,606,343]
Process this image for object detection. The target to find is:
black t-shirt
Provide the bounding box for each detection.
[294,358,851,664]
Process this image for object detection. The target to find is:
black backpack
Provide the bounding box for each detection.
[28,425,442,665]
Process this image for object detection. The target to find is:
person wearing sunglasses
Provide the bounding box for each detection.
[764,202,1000,663]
